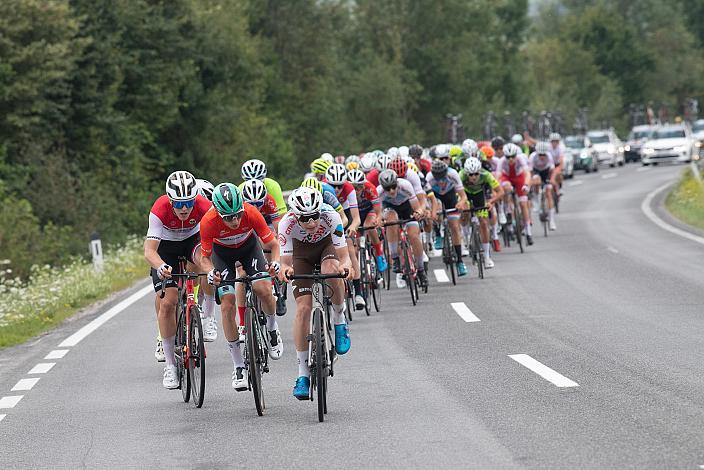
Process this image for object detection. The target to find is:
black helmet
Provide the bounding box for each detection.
[409,144,423,158]
[491,136,505,149]
[429,145,438,159]
[431,159,448,179]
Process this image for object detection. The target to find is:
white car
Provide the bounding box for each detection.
[640,124,697,165]
[692,119,704,160]
[587,129,625,167]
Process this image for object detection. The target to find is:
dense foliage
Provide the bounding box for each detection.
[1,0,702,277]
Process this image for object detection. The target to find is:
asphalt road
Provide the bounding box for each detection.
[2,162,704,469]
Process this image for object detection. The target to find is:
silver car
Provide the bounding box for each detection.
[587,129,625,167]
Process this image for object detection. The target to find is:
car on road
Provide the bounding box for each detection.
[587,129,625,167]
[692,119,704,160]
[640,123,697,165]
[564,135,598,173]
[624,125,655,163]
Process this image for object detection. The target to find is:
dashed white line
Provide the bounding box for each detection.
[636,166,652,172]
[602,173,617,179]
[431,249,442,258]
[567,180,583,187]
[641,182,704,246]
[606,246,619,254]
[28,363,55,374]
[508,354,579,387]
[0,396,24,409]
[11,378,40,392]
[450,302,480,322]
[59,284,152,347]
[44,349,69,360]
[433,269,449,283]
[0,414,5,422]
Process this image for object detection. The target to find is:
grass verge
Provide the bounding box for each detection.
[0,236,147,348]
[665,167,704,232]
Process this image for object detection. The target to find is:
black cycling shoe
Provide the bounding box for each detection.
[526,235,534,246]
[417,271,428,288]
[392,257,401,273]
[276,294,287,316]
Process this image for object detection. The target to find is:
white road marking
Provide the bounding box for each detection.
[508,354,579,387]
[602,173,617,179]
[11,378,40,391]
[641,182,704,246]
[0,396,24,409]
[0,414,5,422]
[636,166,651,172]
[607,246,619,254]
[567,180,583,187]
[450,302,480,322]
[59,284,152,347]
[433,269,449,283]
[28,363,55,374]
[431,249,442,258]
[44,349,69,360]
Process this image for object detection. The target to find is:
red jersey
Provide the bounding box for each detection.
[259,194,282,224]
[323,180,358,210]
[199,203,274,256]
[366,168,380,187]
[356,180,380,212]
[146,194,211,242]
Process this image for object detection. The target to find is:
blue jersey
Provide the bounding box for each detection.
[320,181,343,212]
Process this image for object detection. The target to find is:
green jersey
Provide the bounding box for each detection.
[458,168,499,195]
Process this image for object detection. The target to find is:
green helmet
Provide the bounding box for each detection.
[449,145,463,158]
[310,158,332,175]
[212,183,243,216]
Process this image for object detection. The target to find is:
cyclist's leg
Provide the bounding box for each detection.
[319,242,350,353]
[516,176,532,238]
[406,221,424,273]
[383,207,401,271]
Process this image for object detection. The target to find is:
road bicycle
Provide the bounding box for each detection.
[534,184,550,238]
[438,208,459,285]
[160,258,207,408]
[510,190,525,253]
[216,272,273,416]
[357,226,383,313]
[288,268,348,422]
[383,218,421,304]
[463,207,488,280]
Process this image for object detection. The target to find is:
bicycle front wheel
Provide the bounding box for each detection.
[473,227,484,280]
[513,196,525,253]
[382,235,390,290]
[176,306,191,403]
[359,246,371,316]
[246,308,265,416]
[313,308,327,422]
[402,242,417,306]
[188,307,206,408]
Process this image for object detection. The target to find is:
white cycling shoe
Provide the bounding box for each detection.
[155,338,165,363]
[162,365,179,389]
[354,294,366,310]
[202,316,218,342]
[268,326,283,360]
[395,273,407,288]
[498,212,507,225]
[485,258,495,269]
[232,367,248,391]
[549,220,557,231]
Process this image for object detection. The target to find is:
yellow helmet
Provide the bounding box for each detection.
[301,177,323,194]
[449,145,463,158]
[408,162,419,173]
[310,158,332,175]
[346,161,360,171]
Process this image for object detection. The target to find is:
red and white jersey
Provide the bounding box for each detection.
[199,203,274,256]
[146,194,211,242]
[278,204,346,255]
[366,168,380,187]
[329,181,358,210]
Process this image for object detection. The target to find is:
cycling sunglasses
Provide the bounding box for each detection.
[298,212,321,223]
[467,172,480,177]
[248,200,264,208]
[382,184,398,191]
[171,198,196,209]
[222,211,244,222]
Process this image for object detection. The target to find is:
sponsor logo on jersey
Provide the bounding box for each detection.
[278,233,286,247]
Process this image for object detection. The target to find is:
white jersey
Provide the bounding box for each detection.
[278,204,346,255]
[529,152,555,172]
[377,178,417,206]
[405,169,425,195]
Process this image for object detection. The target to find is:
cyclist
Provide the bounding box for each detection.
[240,159,286,217]
[377,169,428,288]
[279,187,352,400]
[548,132,565,192]
[459,157,504,268]
[300,177,348,226]
[409,144,431,175]
[426,159,469,276]
[530,141,557,231]
[196,179,215,202]
[511,133,530,156]
[310,157,332,182]
[347,168,388,273]
[409,144,435,250]
[449,145,464,172]
[491,136,506,160]
[144,171,213,388]
[359,153,377,174]
[366,153,391,187]
[497,142,534,245]
[476,146,502,251]
[194,178,218,341]
[200,183,283,392]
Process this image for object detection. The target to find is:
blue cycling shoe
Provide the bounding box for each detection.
[293,376,310,400]
[334,323,351,355]
[376,255,388,273]
[457,261,468,277]
[434,236,443,251]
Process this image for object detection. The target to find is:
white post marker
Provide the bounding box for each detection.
[450,302,480,322]
[11,378,40,392]
[90,232,104,272]
[0,396,23,409]
[433,269,449,283]
[509,354,579,387]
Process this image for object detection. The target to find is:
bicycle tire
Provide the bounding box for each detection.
[246,307,265,416]
[359,245,371,316]
[371,246,382,312]
[541,191,548,238]
[176,305,191,403]
[314,307,327,422]
[443,220,457,286]
[188,306,206,408]
[382,235,390,290]
[402,241,417,306]
[473,225,484,279]
[344,280,354,322]
[513,194,525,253]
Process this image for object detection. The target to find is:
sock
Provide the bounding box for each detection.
[415,254,425,272]
[462,224,470,238]
[297,350,310,378]
[332,303,346,325]
[483,242,490,258]
[163,335,176,367]
[202,295,214,319]
[237,306,246,327]
[266,314,277,331]
[525,223,532,236]
[454,245,462,260]
[492,224,499,239]
[389,242,398,258]
[549,208,555,221]
[373,242,383,257]
[227,340,244,368]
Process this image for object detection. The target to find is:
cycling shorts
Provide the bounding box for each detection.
[534,168,552,185]
[435,191,459,217]
[151,232,200,291]
[467,192,489,218]
[291,235,339,298]
[382,200,414,221]
[212,235,268,297]
[499,174,527,197]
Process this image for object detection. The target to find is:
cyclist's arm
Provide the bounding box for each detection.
[144,238,165,270]
[280,254,293,279]
[347,207,361,234]
[262,237,280,264]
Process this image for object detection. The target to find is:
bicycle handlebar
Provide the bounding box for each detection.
[158,272,207,298]
[287,270,348,281]
[357,225,378,233]
[382,218,416,227]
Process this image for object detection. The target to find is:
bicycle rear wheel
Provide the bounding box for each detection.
[313,308,327,422]
[359,246,371,316]
[513,195,525,253]
[246,307,265,416]
[188,306,206,408]
[473,227,484,279]
[176,306,191,403]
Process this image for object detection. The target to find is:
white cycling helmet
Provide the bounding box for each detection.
[288,187,323,216]
[347,169,366,185]
[375,153,391,171]
[387,147,400,159]
[535,141,551,154]
[503,143,520,157]
[463,157,482,174]
[196,178,215,201]
[549,132,561,141]
[325,163,347,185]
[241,179,267,204]
[378,169,398,189]
[398,145,409,159]
[166,171,198,201]
[241,159,267,181]
[360,153,376,173]
[320,152,334,163]
[435,144,450,159]
[461,139,478,156]
[511,133,524,144]
[345,154,361,165]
